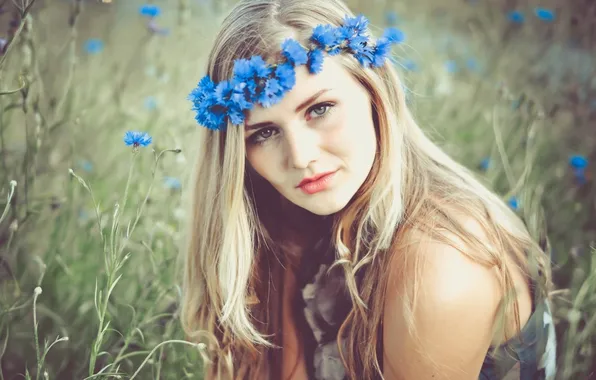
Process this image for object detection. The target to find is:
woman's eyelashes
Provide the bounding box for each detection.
[246,102,336,146]
[306,101,335,121]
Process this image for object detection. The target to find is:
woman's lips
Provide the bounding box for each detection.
[298,170,338,195]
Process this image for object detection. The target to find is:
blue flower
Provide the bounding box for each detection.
[354,45,375,68]
[507,11,525,24]
[275,63,296,91]
[311,24,336,49]
[163,176,182,190]
[189,75,251,130]
[479,157,491,171]
[372,41,391,67]
[507,196,520,210]
[79,160,93,172]
[445,60,458,73]
[569,155,588,169]
[383,28,405,44]
[139,4,161,18]
[124,131,152,147]
[248,56,271,78]
[343,14,369,35]
[569,155,588,184]
[535,7,555,22]
[385,11,399,26]
[84,39,104,55]
[213,80,252,123]
[188,76,215,104]
[281,39,308,66]
[370,28,405,68]
[233,56,272,99]
[308,49,325,74]
[257,78,284,108]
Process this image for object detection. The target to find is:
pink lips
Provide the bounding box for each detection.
[297,170,338,195]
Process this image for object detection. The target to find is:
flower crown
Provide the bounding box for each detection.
[187,15,404,131]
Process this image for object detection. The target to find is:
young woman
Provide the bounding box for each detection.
[180,0,557,378]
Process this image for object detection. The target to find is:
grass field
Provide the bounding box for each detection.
[0,0,595,378]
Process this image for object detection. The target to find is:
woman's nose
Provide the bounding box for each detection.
[284,125,320,170]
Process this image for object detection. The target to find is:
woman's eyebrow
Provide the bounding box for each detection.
[244,88,331,131]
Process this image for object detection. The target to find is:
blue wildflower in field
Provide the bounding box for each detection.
[535,7,556,22]
[444,60,458,74]
[0,38,6,54]
[84,38,104,55]
[508,196,520,210]
[139,4,161,18]
[479,157,491,171]
[507,11,525,24]
[79,160,93,172]
[569,155,588,184]
[124,131,152,148]
[163,176,182,190]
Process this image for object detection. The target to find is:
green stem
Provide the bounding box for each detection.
[33,288,42,380]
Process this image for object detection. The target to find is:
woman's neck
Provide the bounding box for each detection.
[279,203,334,268]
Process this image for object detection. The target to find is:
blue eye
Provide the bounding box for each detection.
[307,102,335,119]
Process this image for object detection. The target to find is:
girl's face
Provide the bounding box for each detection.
[244,57,377,216]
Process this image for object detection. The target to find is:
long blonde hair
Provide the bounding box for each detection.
[180,0,553,378]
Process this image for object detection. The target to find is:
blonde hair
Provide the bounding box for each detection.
[180,0,553,378]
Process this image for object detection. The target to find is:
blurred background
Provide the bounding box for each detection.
[0,0,594,378]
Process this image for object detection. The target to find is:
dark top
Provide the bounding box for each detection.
[292,235,557,380]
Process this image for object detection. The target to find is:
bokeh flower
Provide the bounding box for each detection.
[0,38,7,54]
[124,131,152,148]
[84,39,104,55]
[163,176,182,190]
[507,11,525,24]
[479,157,491,171]
[444,60,458,74]
[569,155,588,184]
[139,4,161,18]
[535,7,556,22]
[507,196,520,210]
[79,160,94,172]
